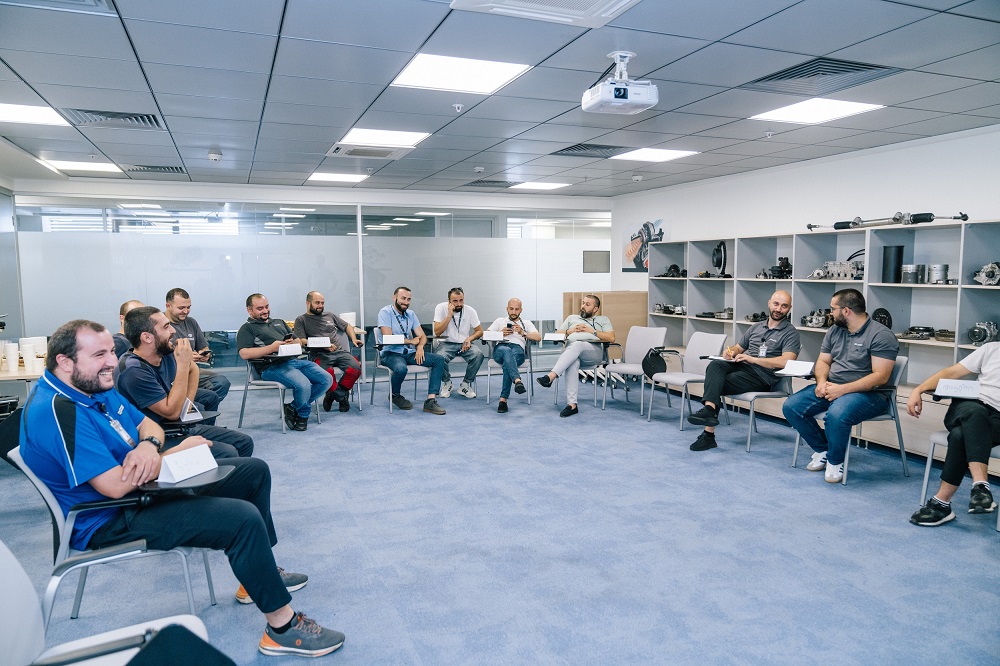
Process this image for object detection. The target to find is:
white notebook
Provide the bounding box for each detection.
[776,360,815,376]
[934,379,980,399]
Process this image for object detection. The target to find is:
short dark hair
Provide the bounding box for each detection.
[585,294,601,309]
[448,287,464,299]
[833,288,866,314]
[47,320,106,371]
[124,306,161,346]
[393,286,411,296]
[165,287,190,302]
[246,293,265,308]
[119,300,143,316]
[306,291,321,303]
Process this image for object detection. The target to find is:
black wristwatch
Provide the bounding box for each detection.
[138,436,162,452]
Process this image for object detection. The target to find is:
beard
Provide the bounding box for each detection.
[579,309,592,318]
[71,366,110,394]
[453,305,463,312]
[770,310,786,322]
[833,313,848,328]
[395,300,409,313]
[156,336,175,356]
[309,306,324,315]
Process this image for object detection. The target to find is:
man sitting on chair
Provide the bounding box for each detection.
[687,290,800,451]
[432,287,485,400]
[486,298,541,414]
[782,289,898,484]
[536,294,615,418]
[377,286,447,415]
[293,291,362,413]
[906,341,1000,526]
[19,319,346,657]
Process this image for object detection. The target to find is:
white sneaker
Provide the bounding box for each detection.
[806,451,827,471]
[439,379,453,398]
[457,381,477,399]
[825,461,844,483]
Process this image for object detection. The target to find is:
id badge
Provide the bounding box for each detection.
[108,417,137,447]
[758,343,767,358]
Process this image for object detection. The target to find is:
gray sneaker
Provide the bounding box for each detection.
[423,398,446,415]
[259,612,345,657]
[391,394,413,410]
[236,566,308,604]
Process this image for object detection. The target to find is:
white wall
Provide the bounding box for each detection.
[611,125,1000,290]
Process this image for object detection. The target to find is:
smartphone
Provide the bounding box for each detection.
[283,333,295,341]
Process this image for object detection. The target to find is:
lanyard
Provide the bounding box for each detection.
[392,309,411,337]
[99,403,138,448]
[451,309,463,333]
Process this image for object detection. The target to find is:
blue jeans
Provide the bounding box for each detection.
[782,387,890,465]
[381,350,446,397]
[434,341,485,383]
[492,343,525,399]
[261,358,332,418]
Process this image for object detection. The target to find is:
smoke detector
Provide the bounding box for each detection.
[207,150,223,162]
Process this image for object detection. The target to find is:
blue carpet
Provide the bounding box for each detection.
[2,377,998,664]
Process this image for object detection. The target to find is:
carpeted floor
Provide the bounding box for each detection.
[3,376,998,665]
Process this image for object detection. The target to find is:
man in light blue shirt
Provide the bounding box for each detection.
[376,286,447,414]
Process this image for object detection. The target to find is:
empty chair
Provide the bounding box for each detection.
[238,360,321,432]
[646,332,727,428]
[606,326,668,415]
[919,430,1000,531]
[369,328,430,412]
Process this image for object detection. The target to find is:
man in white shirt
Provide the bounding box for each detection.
[486,298,541,413]
[906,342,1000,527]
[432,287,484,399]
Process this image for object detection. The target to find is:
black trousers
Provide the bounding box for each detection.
[940,398,1000,487]
[701,360,772,407]
[89,457,292,614]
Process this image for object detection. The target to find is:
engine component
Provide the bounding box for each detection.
[871,308,893,329]
[806,211,968,231]
[769,257,792,279]
[974,262,1000,286]
[968,322,999,346]
[745,311,767,323]
[934,330,955,342]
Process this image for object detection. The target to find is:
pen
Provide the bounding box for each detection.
[726,345,734,358]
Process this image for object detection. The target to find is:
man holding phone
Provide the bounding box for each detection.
[237,293,332,431]
[165,288,231,407]
[486,298,541,413]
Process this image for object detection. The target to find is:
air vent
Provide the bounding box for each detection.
[465,179,523,188]
[550,143,632,159]
[325,143,413,160]
[121,165,186,174]
[740,58,902,96]
[450,0,643,28]
[61,109,163,129]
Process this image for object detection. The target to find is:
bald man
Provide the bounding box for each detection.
[113,299,144,358]
[486,298,541,413]
[688,290,800,451]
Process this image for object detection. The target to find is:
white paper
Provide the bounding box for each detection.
[382,334,405,344]
[158,443,217,483]
[707,355,737,362]
[544,333,567,341]
[277,342,302,356]
[307,336,332,348]
[776,360,815,376]
[179,398,203,423]
[935,379,980,399]
[482,331,504,341]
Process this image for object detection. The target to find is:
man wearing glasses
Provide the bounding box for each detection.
[432,287,484,399]
[782,288,899,483]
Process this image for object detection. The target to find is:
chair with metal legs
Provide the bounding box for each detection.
[550,341,612,409]
[722,375,794,452]
[369,329,430,413]
[605,326,668,415]
[919,430,1000,531]
[484,339,534,405]
[237,360,321,433]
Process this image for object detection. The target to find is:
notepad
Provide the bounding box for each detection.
[307,336,332,348]
[158,444,217,483]
[544,333,566,341]
[706,355,738,362]
[934,379,980,399]
[482,331,504,341]
[382,334,405,345]
[776,360,815,376]
[277,343,302,356]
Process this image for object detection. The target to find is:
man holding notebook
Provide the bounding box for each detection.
[687,290,800,451]
[907,341,1000,526]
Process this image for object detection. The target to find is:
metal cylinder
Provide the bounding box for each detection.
[929,264,948,283]
[901,264,918,284]
[882,246,904,283]
[915,264,927,283]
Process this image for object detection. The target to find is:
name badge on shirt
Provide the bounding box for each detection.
[758,343,767,358]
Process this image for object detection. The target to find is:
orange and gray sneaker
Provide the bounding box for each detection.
[259,612,345,657]
[236,566,309,605]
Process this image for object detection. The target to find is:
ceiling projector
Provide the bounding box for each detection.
[582,51,658,115]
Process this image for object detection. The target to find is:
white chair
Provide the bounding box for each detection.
[791,355,909,484]
[8,445,216,629]
[369,329,430,413]
[484,339,534,405]
[646,332,727,428]
[237,360,321,433]
[920,430,1000,531]
[723,375,794,452]
[606,326,668,415]
[2,536,209,665]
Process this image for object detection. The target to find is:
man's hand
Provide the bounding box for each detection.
[824,382,849,401]
[174,337,194,366]
[461,338,472,352]
[814,381,827,399]
[512,323,523,335]
[120,441,160,486]
[352,336,362,347]
[168,435,213,454]
[192,350,209,363]
[414,347,425,364]
[733,353,756,365]
[906,392,924,418]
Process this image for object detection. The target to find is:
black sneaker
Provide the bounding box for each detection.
[292,415,308,432]
[322,390,335,412]
[969,484,996,513]
[423,398,446,415]
[514,381,527,394]
[689,431,717,451]
[259,612,345,657]
[497,401,508,413]
[338,398,351,412]
[391,394,412,410]
[537,375,553,388]
[283,404,298,430]
[687,405,719,426]
[559,404,578,418]
[331,386,349,402]
[910,499,956,526]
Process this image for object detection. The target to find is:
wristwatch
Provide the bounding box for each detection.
[138,435,162,452]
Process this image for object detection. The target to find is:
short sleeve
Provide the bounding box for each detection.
[737,327,752,350]
[781,328,801,354]
[870,328,899,360]
[820,329,835,355]
[236,324,254,350]
[433,303,448,323]
[116,363,167,411]
[293,316,306,339]
[191,320,209,350]
[959,345,988,374]
[468,307,481,328]
[377,308,391,329]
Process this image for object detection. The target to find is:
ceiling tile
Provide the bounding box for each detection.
[889,113,1000,136]
[250,160,323,171]
[369,87,487,117]
[0,6,134,59]
[273,39,411,84]
[696,119,796,140]
[832,70,982,106]
[514,124,608,143]
[489,138,572,155]
[255,137,331,154]
[282,0,449,51]
[771,125,865,143]
[488,67,600,103]
[966,103,1000,119]
[768,144,856,159]
[5,137,93,154]
[261,102,360,128]
[249,177,307,185]
[33,86,159,113]
[593,129,683,148]
[178,146,254,162]
[651,134,742,151]
[79,126,175,146]
[162,117,260,137]
[823,106,945,131]
[709,139,801,156]
[541,27,708,76]
[257,122,345,142]
[526,155,604,168]
[0,50,149,90]
[610,0,800,42]
[548,107,655,130]
[947,0,1000,21]
[898,82,1000,113]
[125,21,278,72]
[919,43,1000,81]
[354,109,455,134]
[465,96,576,123]
[267,76,383,109]
[646,43,809,88]
[144,64,269,100]
[819,131,929,149]
[676,89,811,118]
[116,0,284,34]
[172,134,258,151]
[642,79,728,113]
[437,117,536,139]
[0,78,46,106]
[727,155,804,168]
[420,11,584,63]
[155,93,263,121]
[627,111,735,135]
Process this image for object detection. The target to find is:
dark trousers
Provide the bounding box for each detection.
[198,369,231,403]
[702,360,771,407]
[941,398,1000,487]
[89,457,292,614]
[163,424,254,459]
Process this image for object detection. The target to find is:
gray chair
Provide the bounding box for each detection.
[646,332,728,428]
[8,445,216,628]
[483,339,534,405]
[370,329,430,413]
[723,375,794,452]
[792,355,909,484]
[238,360,321,433]
[551,341,613,409]
[919,430,1000,531]
[606,326,668,415]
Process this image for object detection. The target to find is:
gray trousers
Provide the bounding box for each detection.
[434,341,485,383]
[551,341,604,405]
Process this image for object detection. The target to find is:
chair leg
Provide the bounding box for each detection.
[203,550,217,606]
[646,382,655,422]
[178,550,197,615]
[792,432,801,467]
[746,401,755,453]
[314,400,321,424]
[723,399,731,425]
[278,387,286,434]
[919,440,936,504]
[238,381,249,428]
[639,377,644,416]
[895,415,909,477]
[70,566,89,619]
[486,365,492,405]
[842,442,851,485]
[679,384,690,431]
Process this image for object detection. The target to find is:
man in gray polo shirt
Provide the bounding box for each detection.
[688,290,800,451]
[782,288,898,483]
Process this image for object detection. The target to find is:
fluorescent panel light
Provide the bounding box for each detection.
[137,210,170,217]
[308,172,369,183]
[609,148,698,163]
[347,232,369,236]
[0,102,69,125]
[391,53,531,94]
[365,225,391,230]
[46,160,121,173]
[749,98,884,124]
[416,211,448,216]
[591,222,612,227]
[119,204,161,209]
[280,207,315,212]
[384,223,409,227]
[272,213,305,218]
[392,217,423,222]
[509,182,570,190]
[340,128,429,148]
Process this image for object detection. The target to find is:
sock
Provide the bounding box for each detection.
[930,496,951,508]
[270,617,294,634]
[703,430,715,438]
[972,481,991,491]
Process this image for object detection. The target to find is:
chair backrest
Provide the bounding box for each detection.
[772,375,794,395]
[623,326,669,364]
[246,359,264,382]
[370,328,385,366]
[886,354,908,388]
[338,312,357,327]
[0,538,46,664]
[9,446,67,563]
[682,332,728,374]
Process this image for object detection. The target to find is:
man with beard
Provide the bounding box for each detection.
[293,291,362,413]
[782,288,899,483]
[535,294,615,418]
[237,294,332,432]
[687,290,800,451]
[376,286,447,415]
[164,287,231,407]
[486,297,541,413]
[432,287,484,399]
[19,320,346,657]
[116,306,253,458]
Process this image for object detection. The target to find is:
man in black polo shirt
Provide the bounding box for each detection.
[165,287,231,407]
[293,291,362,413]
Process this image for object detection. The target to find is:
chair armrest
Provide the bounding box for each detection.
[52,539,147,577]
[31,625,155,666]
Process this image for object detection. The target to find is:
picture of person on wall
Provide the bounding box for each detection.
[623,219,663,272]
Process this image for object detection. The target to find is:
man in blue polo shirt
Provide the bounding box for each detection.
[19,319,345,657]
[376,286,447,414]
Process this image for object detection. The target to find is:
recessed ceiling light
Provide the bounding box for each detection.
[509,182,570,190]
[365,225,391,230]
[609,148,698,163]
[308,173,369,183]
[392,217,424,222]
[46,160,122,173]
[340,128,430,148]
[0,102,69,126]
[416,211,449,216]
[750,98,884,124]
[347,232,369,236]
[384,223,409,227]
[280,207,315,212]
[272,213,305,218]
[391,53,531,95]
